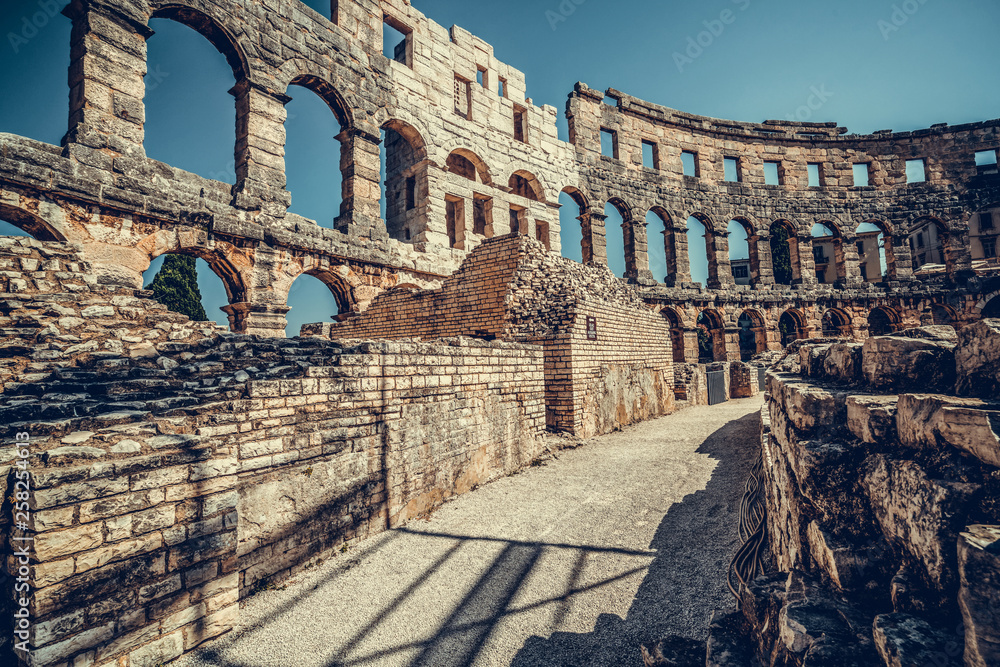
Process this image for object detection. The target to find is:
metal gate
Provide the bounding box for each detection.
[707,370,728,406]
[757,367,768,393]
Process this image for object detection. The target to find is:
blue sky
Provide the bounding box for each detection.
[1,0,997,326]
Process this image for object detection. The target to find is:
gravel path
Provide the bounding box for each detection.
[174,397,764,667]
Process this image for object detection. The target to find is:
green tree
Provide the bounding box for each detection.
[145,254,209,322]
[770,225,794,285]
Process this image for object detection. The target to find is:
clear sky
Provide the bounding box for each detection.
[1,0,997,326]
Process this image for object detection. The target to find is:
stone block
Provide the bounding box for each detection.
[955,319,1000,399]
[846,395,898,444]
[958,525,1000,667]
[861,334,956,392]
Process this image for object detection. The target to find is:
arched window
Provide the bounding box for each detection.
[646,209,670,285]
[662,308,685,363]
[559,188,588,264]
[821,309,851,337]
[931,304,957,326]
[779,310,806,346]
[738,310,766,360]
[909,217,951,275]
[141,254,229,329]
[728,220,752,286]
[770,221,800,285]
[868,307,899,336]
[811,222,843,284]
[687,216,710,288]
[604,200,630,279]
[145,14,239,181]
[381,120,427,243]
[984,295,1000,319]
[855,222,890,282]
[286,273,341,338]
[697,309,725,363]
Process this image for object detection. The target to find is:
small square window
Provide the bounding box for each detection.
[807,163,822,187]
[906,159,926,183]
[600,129,618,159]
[852,163,870,187]
[976,150,998,167]
[681,151,698,177]
[642,141,659,170]
[764,161,781,186]
[724,157,740,183]
[383,16,411,67]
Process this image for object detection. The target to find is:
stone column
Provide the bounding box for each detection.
[63,0,151,159]
[683,329,700,364]
[841,233,864,283]
[222,302,291,337]
[710,230,734,289]
[232,80,292,216]
[797,234,819,285]
[951,229,975,280]
[748,233,770,287]
[672,224,692,285]
[585,211,609,268]
[623,219,655,284]
[889,233,912,281]
[334,126,387,241]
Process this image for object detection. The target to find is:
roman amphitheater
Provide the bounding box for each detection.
[1,0,998,665]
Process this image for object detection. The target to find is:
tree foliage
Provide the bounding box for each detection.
[145,254,209,322]
[770,225,794,285]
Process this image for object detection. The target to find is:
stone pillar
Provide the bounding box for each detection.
[222,302,291,337]
[334,126,387,241]
[710,230,734,289]
[673,224,692,285]
[951,229,976,280]
[683,329,700,364]
[232,80,292,216]
[748,234,770,287]
[841,234,863,283]
[623,219,655,284]
[63,0,151,159]
[889,233,912,281]
[724,327,741,361]
[585,211,609,268]
[797,234,819,285]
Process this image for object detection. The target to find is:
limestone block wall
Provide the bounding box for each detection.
[721,322,1000,666]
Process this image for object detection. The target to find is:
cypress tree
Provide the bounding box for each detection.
[770,226,794,285]
[145,254,209,322]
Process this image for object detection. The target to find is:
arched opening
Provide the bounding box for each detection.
[380,120,427,243]
[931,304,957,326]
[821,308,852,338]
[770,220,800,286]
[559,188,587,263]
[779,309,806,347]
[868,307,900,336]
[0,206,65,241]
[697,309,725,363]
[856,222,891,282]
[811,222,844,284]
[285,273,342,338]
[284,77,353,227]
[648,208,677,285]
[984,295,1000,319]
[738,310,766,360]
[142,253,235,330]
[909,217,951,276]
[728,219,752,286]
[686,215,710,288]
[145,10,242,181]
[446,149,491,185]
[604,199,630,279]
[661,307,685,363]
[509,171,545,202]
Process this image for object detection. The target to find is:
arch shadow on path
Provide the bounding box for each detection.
[181,410,759,667]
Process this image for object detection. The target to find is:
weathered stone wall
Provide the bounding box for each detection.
[0,241,545,667]
[306,234,675,437]
[707,323,1000,667]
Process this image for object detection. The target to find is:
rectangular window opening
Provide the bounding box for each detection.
[807,163,822,187]
[764,161,781,186]
[454,75,471,120]
[906,158,927,184]
[642,140,659,170]
[682,151,699,177]
[405,176,416,211]
[982,212,995,230]
[853,163,871,187]
[382,16,411,66]
[535,220,550,249]
[476,67,487,88]
[976,150,998,173]
[724,157,740,183]
[498,77,507,98]
[445,196,464,248]
[856,240,865,256]
[514,106,527,143]
[473,195,490,236]
[509,206,524,235]
[600,128,618,159]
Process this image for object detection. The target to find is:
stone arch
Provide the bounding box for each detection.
[738,309,767,359]
[445,149,492,185]
[661,306,685,363]
[647,206,677,285]
[821,307,852,337]
[559,187,592,264]
[605,197,634,280]
[286,74,355,132]
[974,291,1000,318]
[686,213,717,288]
[139,230,250,306]
[779,308,807,346]
[148,3,255,82]
[381,118,428,243]
[931,303,958,326]
[908,215,954,275]
[0,202,67,242]
[770,219,801,285]
[697,308,726,363]
[855,220,895,281]
[868,306,901,336]
[811,220,845,284]
[508,170,546,203]
[727,217,757,286]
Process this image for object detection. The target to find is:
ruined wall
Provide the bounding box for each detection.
[0,241,545,667]
[709,323,1000,667]
[305,234,675,437]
